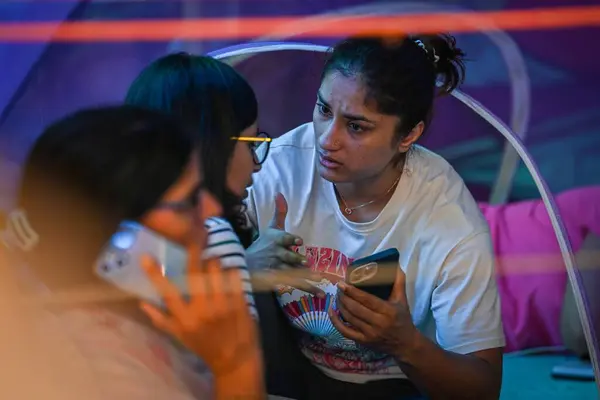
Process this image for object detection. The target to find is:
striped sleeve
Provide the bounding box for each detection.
[202,217,257,319]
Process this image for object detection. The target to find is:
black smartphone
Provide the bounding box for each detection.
[345,248,399,300]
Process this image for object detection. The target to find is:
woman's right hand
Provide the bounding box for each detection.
[140,239,264,399]
[246,193,325,296]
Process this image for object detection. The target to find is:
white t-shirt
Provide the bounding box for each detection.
[246,123,505,384]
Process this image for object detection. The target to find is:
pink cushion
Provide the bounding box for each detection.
[479,186,600,352]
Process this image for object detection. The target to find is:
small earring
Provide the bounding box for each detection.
[398,144,412,153]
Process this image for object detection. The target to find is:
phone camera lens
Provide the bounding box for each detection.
[115,253,129,268]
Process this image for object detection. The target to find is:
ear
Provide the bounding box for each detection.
[397,121,424,153]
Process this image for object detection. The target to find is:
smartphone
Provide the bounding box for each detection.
[345,248,399,300]
[94,221,188,306]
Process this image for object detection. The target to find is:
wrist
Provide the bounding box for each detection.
[214,349,264,399]
[394,326,427,366]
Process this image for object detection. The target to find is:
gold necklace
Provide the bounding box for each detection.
[335,174,401,215]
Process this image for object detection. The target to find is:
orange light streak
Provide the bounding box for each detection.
[0,6,599,42]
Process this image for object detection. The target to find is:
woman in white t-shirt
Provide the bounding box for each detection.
[246,34,505,399]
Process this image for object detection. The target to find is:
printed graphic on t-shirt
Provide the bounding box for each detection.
[275,245,397,374]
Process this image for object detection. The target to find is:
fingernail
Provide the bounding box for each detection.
[338,282,348,292]
[317,291,325,299]
[301,259,308,266]
[295,238,303,245]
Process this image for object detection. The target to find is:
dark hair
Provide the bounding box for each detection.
[16,106,194,291]
[125,52,257,248]
[322,34,466,140]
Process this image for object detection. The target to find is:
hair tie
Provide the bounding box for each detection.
[1,209,40,252]
[413,39,439,64]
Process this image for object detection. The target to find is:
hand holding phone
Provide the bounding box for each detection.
[94,221,188,306]
[345,248,400,300]
[332,248,416,354]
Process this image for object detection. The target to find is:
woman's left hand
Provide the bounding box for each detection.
[329,268,418,357]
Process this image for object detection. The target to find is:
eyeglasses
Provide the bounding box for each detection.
[231,131,272,165]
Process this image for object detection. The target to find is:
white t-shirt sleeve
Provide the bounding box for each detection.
[431,231,506,354]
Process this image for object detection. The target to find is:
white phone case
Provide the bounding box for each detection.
[94,221,187,306]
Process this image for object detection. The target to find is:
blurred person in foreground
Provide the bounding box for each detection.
[1,106,264,399]
[1,213,97,400]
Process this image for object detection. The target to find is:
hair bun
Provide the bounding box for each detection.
[413,34,466,96]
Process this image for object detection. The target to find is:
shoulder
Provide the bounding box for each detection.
[409,145,466,190]
[203,217,247,268]
[407,150,496,291]
[407,146,490,245]
[246,123,316,226]
[261,122,315,172]
[204,216,236,233]
[49,308,163,366]
[51,309,203,399]
[270,122,315,153]
[53,308,159,345]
